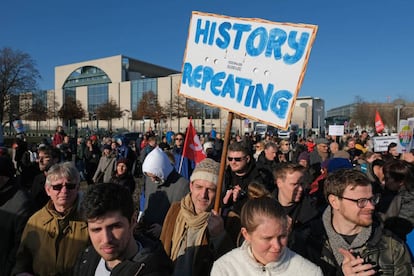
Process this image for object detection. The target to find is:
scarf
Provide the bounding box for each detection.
[170,193,209,261]
[322,207,372,265]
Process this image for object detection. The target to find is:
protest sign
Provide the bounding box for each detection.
[328,125,345,136]
[179,11,318,129]
[372,136,399,153]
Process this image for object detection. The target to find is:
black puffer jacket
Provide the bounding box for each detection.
[73,234,172,275]
[223,159,266,213]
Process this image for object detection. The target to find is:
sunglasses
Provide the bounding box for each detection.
[175,138,184,141]
[51,183,77,191]
[227,156,247,162]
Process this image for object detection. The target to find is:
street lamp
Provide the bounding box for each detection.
[316,107,323,136]
[300,103,309,138]
[395,100,404,132]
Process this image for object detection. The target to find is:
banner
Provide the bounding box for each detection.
[375,110,384,134]
[179,11,318,130]
[182,119,206,164]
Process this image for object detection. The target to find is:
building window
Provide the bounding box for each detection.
[63,66,111,88]
[88,84,108,113]
[131,78,157,113]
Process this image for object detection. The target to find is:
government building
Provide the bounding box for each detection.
[17,54,325,137]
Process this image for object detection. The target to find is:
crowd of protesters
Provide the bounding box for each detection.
[0,125,413,275]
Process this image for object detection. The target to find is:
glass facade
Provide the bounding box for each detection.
[63,66,111,88]
[63,88,76,103]
[131,78,157,113]
[88,84,108,113]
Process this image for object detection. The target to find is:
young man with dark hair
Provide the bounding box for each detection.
[305,169,412,275]
[74,183,172,275]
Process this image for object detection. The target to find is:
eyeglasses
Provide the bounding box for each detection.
[51,183,77,191]
[175,138,183,141]
[227,156,247,162]
[338,194,380,208]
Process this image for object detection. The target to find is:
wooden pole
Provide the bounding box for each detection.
[214,111,234,212]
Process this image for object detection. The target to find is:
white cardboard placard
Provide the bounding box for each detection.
[179,11,318,130]
[328,125,345,136]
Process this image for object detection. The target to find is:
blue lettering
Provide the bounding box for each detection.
[246,27,268,57]
[251,83,274,110]
[192,65,204,88]
[208,22,217,45]
[182,62,193,86]
[232,23,252,50]
[201,66,214,90]
[235,77,252,103]
[221,74,235,98]
[216,22,231,49]
[244,85,256,107]
[265,28,287,60]
[270,90,293,118]
[195,19,210,44]
[284,31,310,64]
[181,62,294,120]
[210,71,226,95]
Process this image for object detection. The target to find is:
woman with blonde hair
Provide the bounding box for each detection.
[213,197,322,275]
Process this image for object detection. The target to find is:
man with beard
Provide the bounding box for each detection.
[74,183,172,275]
[222,141,265,216]
[160,158,234,276]
[309,138,332,180]
[30,145,61,210]
[272,163,320,257]
[305,169,412,275]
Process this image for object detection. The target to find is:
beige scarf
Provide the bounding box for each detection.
[170,193,209,261]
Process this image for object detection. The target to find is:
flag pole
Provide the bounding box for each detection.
[179,118,192,174]
[214,111,233,212]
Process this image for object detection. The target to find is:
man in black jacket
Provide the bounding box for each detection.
[74,183,172,275]
[272,163,321,257]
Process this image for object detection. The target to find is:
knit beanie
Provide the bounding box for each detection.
[328,158,353,173]
[297,151,310,162]
[190,158,220,185]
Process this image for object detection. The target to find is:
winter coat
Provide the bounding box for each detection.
[111,172,136,194]
[211,241,323,276]
[73,234,173,276]
[0,178,35,276]
[223,160,266,214]
[255,151,278,192]
[12,197,89,276]
[142,148,189,226]
[304,209,412,276]
[93,154,116,183]
[160,201,235,276]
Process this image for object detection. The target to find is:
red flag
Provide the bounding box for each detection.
[182,119,206,164]
[375,110,385,133]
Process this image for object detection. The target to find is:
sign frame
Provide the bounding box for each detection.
[179,11,318,130]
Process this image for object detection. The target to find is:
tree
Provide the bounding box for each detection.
[58,96,85,128]
[163,93,188,131]
[95,98,122,130]
[0,47,40,126]
[134,91,164,129]
[26,98,48,133]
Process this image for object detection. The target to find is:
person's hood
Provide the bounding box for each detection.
[142,147,174,181]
